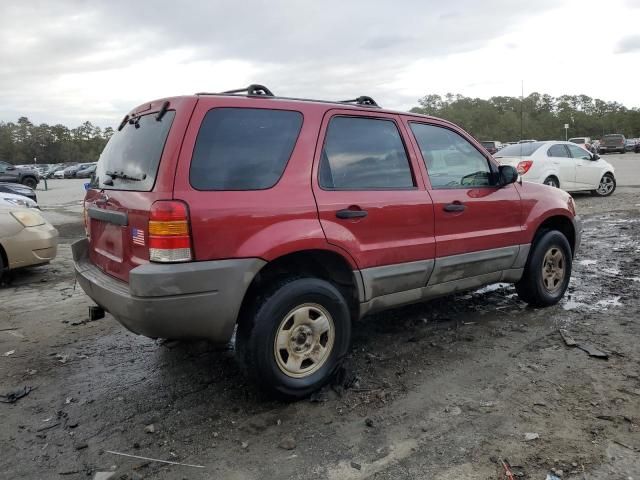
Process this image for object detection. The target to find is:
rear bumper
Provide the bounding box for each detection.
[72,239,265,343]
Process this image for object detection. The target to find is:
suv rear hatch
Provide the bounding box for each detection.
[602,134,624,147]
[84,97,197,282]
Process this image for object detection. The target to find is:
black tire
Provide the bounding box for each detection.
[543,176,559,188]
[591,172,616,197]
[236,277,352,400]
[515,230,572,307]
[21,177,37,189]
[620,149,625,154]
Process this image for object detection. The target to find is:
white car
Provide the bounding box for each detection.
[495,141,616,196]
[0,192,39,209]
[53,169,66,179]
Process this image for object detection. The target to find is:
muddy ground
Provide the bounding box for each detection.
[1,180,640,479]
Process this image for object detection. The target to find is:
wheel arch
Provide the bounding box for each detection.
[531,215,576,255]
[237,249,362,325]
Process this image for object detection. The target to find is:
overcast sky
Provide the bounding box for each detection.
[1,0,640,127]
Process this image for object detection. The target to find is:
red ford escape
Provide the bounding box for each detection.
[73,85,581,399]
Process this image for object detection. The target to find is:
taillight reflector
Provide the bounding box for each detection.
[148,201,192,263]
[516,160,533,175]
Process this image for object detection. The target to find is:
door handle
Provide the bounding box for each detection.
[336,208,368,219]
[443,202,466,212]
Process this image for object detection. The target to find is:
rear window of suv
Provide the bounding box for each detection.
[95,111,175,191]
[190,108,303,191]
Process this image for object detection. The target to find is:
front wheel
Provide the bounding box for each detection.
[543,176,559,188]
[236,277,352,400]
[516,230,572,307]
[591,173,616,197]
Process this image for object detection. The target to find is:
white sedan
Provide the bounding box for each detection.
[494,141,616,196]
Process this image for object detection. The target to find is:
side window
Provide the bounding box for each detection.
[0,161,7,173]
[547,144,570,158]
[409,123,492,189]
[190,108,303,191]
[566,144,591,160]
[319,116,414,189]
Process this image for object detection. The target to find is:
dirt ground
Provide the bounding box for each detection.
[1,175,640,479]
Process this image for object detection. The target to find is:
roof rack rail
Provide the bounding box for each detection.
[339,96,379,108]
[222,84,275,97]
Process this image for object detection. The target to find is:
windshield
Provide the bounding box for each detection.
[569,138,585,144]
[481,141,496,148]
[95,111,175,191]
[494,142,545,157]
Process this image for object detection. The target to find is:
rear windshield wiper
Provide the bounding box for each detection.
[104,170,147,182]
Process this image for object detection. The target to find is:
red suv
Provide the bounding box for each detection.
[73,85,581,399]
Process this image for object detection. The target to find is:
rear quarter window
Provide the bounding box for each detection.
[190,108,303,191]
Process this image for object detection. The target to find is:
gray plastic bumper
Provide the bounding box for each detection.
[72,239,265,342]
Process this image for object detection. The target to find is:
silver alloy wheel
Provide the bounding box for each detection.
[274,303,335,378]
[596,175,615,195]
[541,247,565,293]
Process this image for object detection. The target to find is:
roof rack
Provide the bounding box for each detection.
[223,84,275,96]
[339,96,379,107]
[196,85,380,108]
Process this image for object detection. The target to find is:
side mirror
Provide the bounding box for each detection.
[498,165,518,186]
[591,153,600,161]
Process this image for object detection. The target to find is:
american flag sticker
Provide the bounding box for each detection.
[131,228,145,246]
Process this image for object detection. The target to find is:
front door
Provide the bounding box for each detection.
[567,143,602,188]
[404,119,524,283]
[312,111,435,298]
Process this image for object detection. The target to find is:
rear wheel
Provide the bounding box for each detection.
[592,173,616,197]
[21,177,37,189]
[543,176,559,188]
[236,277,352,400]
[516,230,572,307]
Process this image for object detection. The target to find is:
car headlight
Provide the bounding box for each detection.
[2,197,38,208]
[11,210,46,227]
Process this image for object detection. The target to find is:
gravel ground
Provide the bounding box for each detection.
[1,159,639,479]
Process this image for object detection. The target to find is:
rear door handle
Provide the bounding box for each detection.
[336,208,368,219]
[443,202,466,212]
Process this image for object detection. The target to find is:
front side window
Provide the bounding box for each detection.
[190,108,303,191]
[409,123,492,188]
[547,144,570,158]
[566,144,591,160]
[319,116,414,190]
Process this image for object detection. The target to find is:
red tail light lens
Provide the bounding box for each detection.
[148,200,192,263]
[516,160,533,175]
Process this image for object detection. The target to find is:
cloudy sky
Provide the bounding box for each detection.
[1,0,640,127]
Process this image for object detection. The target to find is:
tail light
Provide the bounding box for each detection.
[148,200,192,263]
[516,160,533,175]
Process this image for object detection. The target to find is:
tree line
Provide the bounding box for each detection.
[0,117,113,165]
[410,93,640,142]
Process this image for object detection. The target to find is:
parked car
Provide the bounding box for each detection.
[568,137,593,153]
[64,163,95,178]
[0,192,39,209]
[599,134,626,154]
[624,139,637,152]
[495,141,616,196]
[74,85,582,399]
[0,161,40,189]
[480,140,502,154]
[0,204,58,276]
[0,182,37,202]
[76,164,97,178]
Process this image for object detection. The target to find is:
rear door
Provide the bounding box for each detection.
[567,143,601,188]
[312,110,435,278]
[85,97,197,282]
[404,119,524,283]
[546,143,576,189]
